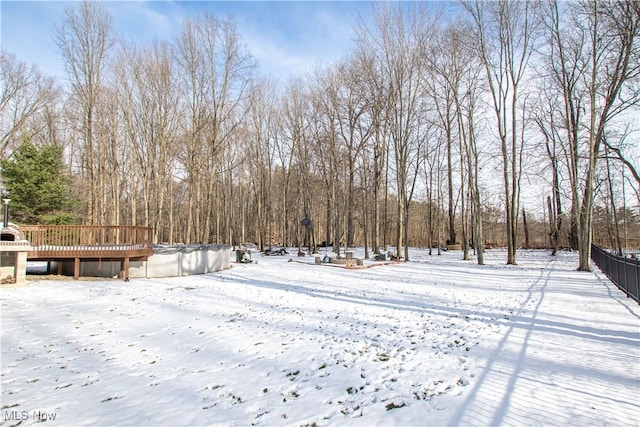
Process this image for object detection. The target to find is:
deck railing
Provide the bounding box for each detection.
[13,225,154,279]
[21,225,153,258]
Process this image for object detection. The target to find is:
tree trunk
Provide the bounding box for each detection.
[522,208,530,250]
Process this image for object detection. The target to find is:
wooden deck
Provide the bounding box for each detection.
[21,225,154,280]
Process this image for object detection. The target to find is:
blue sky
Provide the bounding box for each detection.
[1,1,376,83]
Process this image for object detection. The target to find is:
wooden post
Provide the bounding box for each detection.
[120,257,130,281]
[522,208,530,250]
[73,258,80,280]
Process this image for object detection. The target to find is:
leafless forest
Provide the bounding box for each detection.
[1,1,639,269]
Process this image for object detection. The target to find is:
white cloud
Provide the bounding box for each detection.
[105,1,183,44]
[236,1,369,82]
[242,32,316,82]
[1,0,371,84]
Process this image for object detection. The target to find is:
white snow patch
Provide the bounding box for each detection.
[1,249,638,426]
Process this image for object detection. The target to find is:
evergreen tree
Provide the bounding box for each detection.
[0,140,76,224]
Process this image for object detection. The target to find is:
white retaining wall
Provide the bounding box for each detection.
[61,244,231,278]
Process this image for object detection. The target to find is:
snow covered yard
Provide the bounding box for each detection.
[1,249,639,426]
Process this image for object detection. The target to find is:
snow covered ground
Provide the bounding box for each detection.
[1,248,639,426]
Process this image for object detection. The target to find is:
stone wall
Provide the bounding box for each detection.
[1,240,31,286]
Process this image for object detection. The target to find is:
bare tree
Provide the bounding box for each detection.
[0,52,59,158]
[532,77,568,256]
[309,69,347,256]
[272,79,310,248]
[246,78,279,251]
[541,0,640,270]
[352,47,389,255]
[115,40,178,241]
[287,76,319,253]
[464,0,539,265]
[457,63,486,265]
[357,3,436,260]
[423,130,447,256]
[174,14,255,243]
[54,0,115,225]
[424,27,459,248]
[428,19,486,263]
[333,60,374,248]
[95,86,122,227]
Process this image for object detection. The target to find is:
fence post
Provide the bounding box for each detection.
[635,257,639,303]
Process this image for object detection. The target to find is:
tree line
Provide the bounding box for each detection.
[1,1,639,270]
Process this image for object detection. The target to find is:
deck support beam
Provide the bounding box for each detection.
[73,258,80,280]
[119,257,130,281]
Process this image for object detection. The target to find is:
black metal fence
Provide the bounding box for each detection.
[591,245,639,304]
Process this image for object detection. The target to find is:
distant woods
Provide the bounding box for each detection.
[1,1,639,270]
